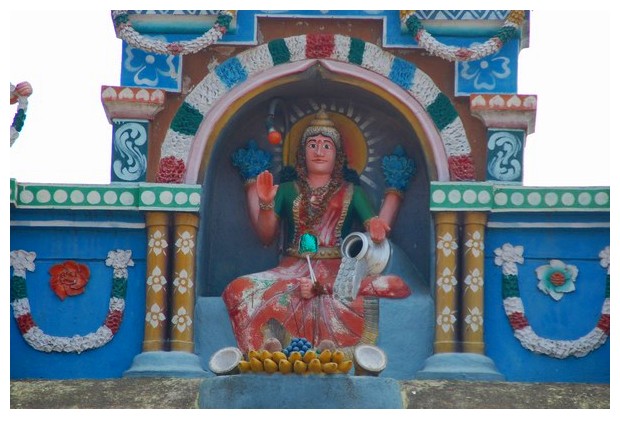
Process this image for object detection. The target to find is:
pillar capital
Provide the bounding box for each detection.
[145,211,171,228]
[174,212,200,228]
[470,94,537,135]
[101,86,166,123]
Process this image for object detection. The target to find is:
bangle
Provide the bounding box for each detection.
[259,200,274,211]
[384,188,404,199]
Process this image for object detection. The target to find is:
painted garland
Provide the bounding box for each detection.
[401,10,526,62]
[111,10,233,55]
[494,244,610,358]
[10,83,29,147]
[10,249,134,354]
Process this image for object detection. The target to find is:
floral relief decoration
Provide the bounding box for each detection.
[10,249,134,353]
[49,261,91,300]
[494,243,610,359]
[437,232,458,257]
[464,268,484,293]
[146,303,166,328]
[148,230,168,255]
[535,259,578,301]
[459,49,511,91]
[465,230,484,258]
[436,267,457,293]
[123,38,180,87]
[173,269,194,294]
[437,306,456,333]
[175,231,195,255]
[147,266,167,293]
[172,306,192,333]
[465,307,483,332]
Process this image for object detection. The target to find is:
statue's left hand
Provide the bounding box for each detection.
[299,277,316,299]
[367,216,391,243]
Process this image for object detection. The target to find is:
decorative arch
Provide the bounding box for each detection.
[155,33,475,184]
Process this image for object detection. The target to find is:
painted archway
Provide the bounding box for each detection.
[155,33,475,184]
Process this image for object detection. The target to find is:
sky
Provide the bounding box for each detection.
[7,7,612,187]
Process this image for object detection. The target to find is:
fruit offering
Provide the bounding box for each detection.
[237,338,353,375]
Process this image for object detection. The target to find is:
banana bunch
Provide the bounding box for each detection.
[238,348,353,375]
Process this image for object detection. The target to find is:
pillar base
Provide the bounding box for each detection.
[124,351,209,378]
[415,353,504,381]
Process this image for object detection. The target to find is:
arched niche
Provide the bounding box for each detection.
[195,61,438,296]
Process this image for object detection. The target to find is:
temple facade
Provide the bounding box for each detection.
[10,10,609,388]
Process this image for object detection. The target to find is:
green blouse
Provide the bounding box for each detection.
[274,181,376,251]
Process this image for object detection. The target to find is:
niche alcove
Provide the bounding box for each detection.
[196,63,433,298]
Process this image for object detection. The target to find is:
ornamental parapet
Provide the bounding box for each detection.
[470,94,537,134]
[430,182,610,212]
[10,180,201,212]
[101,86,166,122]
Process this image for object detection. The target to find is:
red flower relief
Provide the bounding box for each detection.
[549,272,567,287]
[167,42,184,55]
[508,312,529,330]
[448,155,476,181]
[16,313,36,334]
[597,314,610,335]
[49,261,90,300]
[156,156,186,184]
[105,310,124,335]
[455,48,473,61]
[306,33,335,59]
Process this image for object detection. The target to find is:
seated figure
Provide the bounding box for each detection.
[223,109,412,352]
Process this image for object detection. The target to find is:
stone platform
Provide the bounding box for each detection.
[10,377,610,409]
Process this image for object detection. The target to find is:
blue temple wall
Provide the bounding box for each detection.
[10,209,147,379]
[484,211,610,382]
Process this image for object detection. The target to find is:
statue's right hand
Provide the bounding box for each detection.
[256,170,278,204]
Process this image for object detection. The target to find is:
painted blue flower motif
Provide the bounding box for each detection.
[381,146,415,192]
[123,38,180,88]
[231,140,272,181]
[535,259,578,301]
[460,46,511,91]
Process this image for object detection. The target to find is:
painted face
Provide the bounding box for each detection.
[304,134,337,176]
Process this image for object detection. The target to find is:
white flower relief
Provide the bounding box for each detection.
[10,250,36,278]
[464,268,484,293]
[465,307,483,332]
[172,307,192,333]
[437,306,456,333]
[145,303,166,328]
[148,230,168,256]
[437,232,458,257]
[465,230,484,258]
[599,246,610,273]
[436,267,457,293]
[105,249,134,278]
[173,269,194,294]
[175,231,195,255]
[494,243,524,275]
[147,266,167,293]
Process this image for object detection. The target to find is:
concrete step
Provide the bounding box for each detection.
[10,377,610,409]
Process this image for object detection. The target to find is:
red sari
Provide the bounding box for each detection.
[222,183,410,352]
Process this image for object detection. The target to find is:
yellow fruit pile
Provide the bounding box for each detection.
[238,349,353,375]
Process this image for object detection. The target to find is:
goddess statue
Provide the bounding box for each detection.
[223,109,412,352]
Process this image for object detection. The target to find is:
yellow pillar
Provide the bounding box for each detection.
[170,212,199,352]
[433,211,459,353]
[143,212,171,352]
[461,211,487,354]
